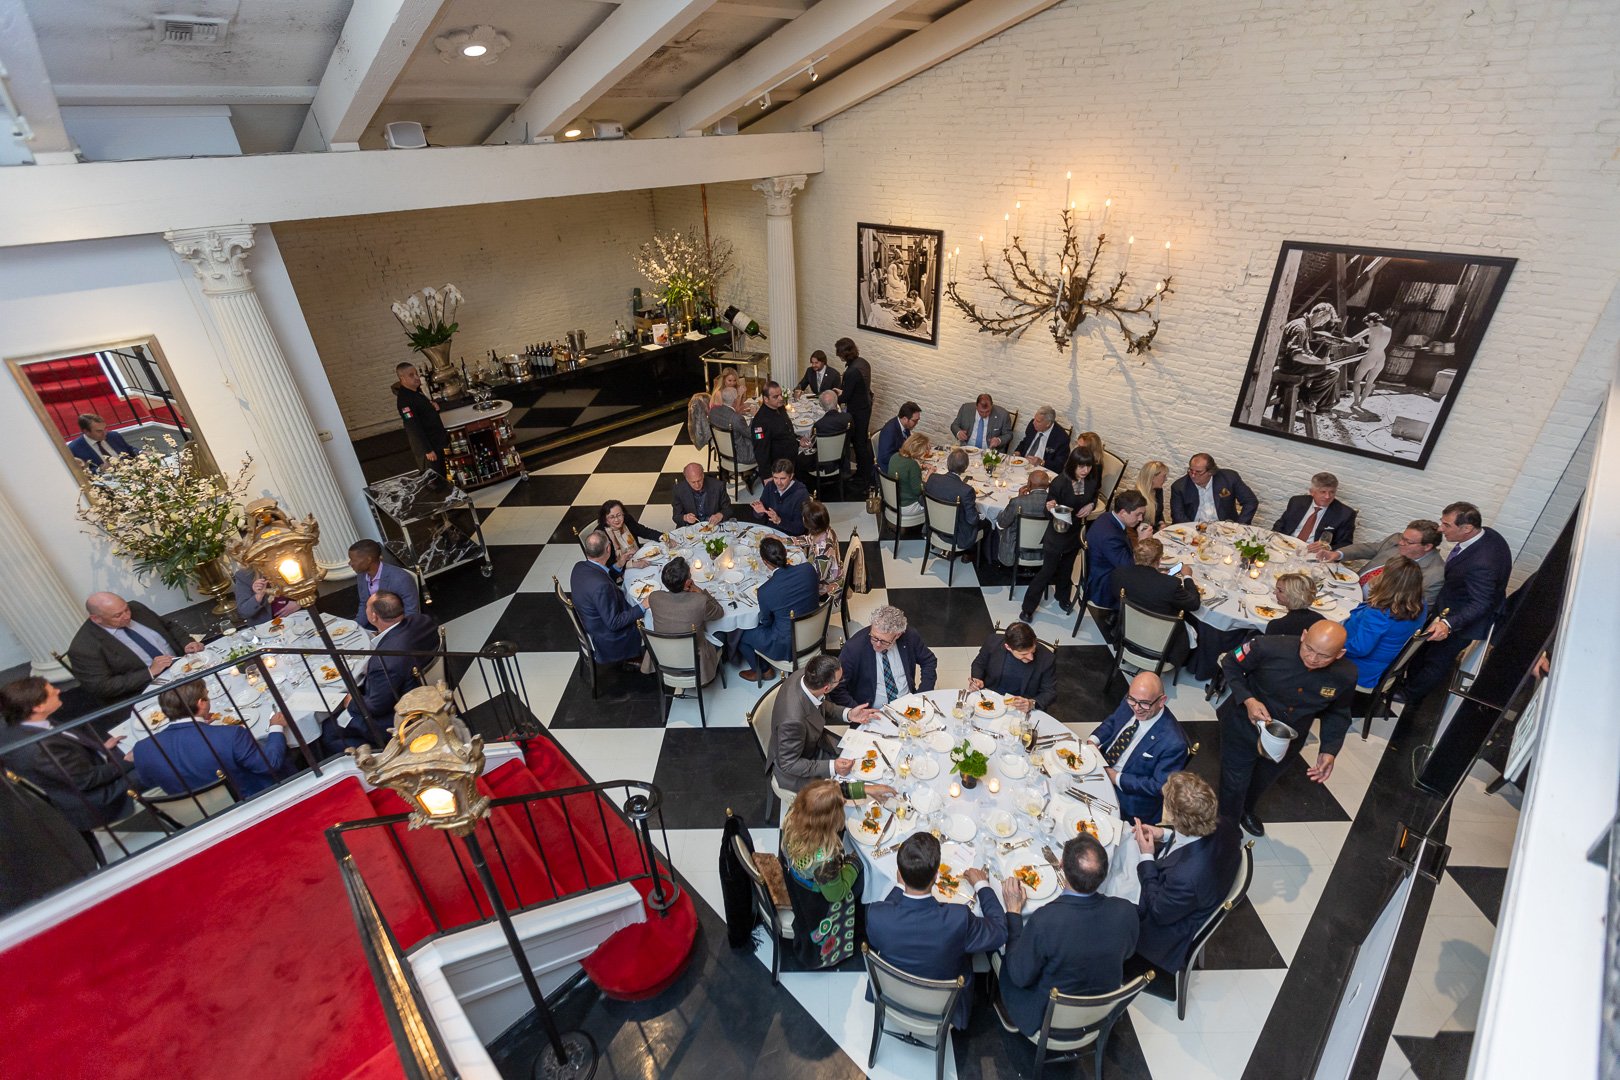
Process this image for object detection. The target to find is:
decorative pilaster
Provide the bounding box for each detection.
[0,486,89,682]
[752,174,807,387]
[166,224,360,570]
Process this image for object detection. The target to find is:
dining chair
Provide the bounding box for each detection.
[1008,509,1049,600]
[139,774,239,829]
[711,425,751,501]
[920,491,972,585]
[760,600,834,681]
[552,576,604,698]
[1113,591,1187,685]
[1090,450,1129,522]
[863,944,964,1080]
[1173,840,1256,1019]
[746,678,795,821]
[877,467,925,555]
[1005,409,1021,440]
[832,528,862,647]
[413,624,450,689]
[1358,623,1431,739]
[811,430,849,501]
[1017,972,1155,1079]
[732,833,795,984]
[1071,541,1106,640]
[640,624,725,728]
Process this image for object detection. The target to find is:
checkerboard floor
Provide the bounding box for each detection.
[418,420,1513,1079]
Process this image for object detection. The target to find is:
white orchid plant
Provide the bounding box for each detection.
[77,440,255,594]
[634,229,735,310]
[390,284,464,352]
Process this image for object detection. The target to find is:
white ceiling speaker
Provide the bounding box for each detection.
[712,116,739,136]
[384,122,428,150]
[152,14,229,46]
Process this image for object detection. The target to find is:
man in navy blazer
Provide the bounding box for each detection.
[1272,472,1357,549]
[828,605,938,708]
[134,678,289,798]
[1084,491,1149,610]
[996,834,1140,1036]
[348,539,421,631]
[739,537,822,681]
[1087,673,1189,823]
[923,449,982,552]
[570,532,650,668]
[1402,501,1513,704]
[873,401,922,479]
[328,592,441,748]
[1169,454,1257,524]
[65,414,137,473]
[1129,773,1243,976]
[1014,406,1072,473]
[866,832,1013,1030]
[751,459,810,534]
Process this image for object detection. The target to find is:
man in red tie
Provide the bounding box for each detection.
[1271,472,1357,550]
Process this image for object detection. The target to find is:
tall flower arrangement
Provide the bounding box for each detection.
[391,284,464,352]
[77,441,255,594]
[634,228,735,310]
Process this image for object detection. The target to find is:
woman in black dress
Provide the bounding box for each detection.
[1018,447,1100,621]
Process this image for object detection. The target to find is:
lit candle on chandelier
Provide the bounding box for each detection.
[1125,235,1134,273]
[979,234,986,263]
[953,246,961,284]
[1164,240,1173,273]
[1064,170,1072,207]
[1101,198,1112,233]
[1003,212,1010,247]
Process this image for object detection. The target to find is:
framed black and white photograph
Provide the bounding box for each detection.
[1230,242,1515,468]
[856,222,943,345]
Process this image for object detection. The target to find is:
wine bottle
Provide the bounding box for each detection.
[722,305,766,339]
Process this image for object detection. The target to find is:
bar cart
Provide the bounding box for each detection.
[362,471,495,599]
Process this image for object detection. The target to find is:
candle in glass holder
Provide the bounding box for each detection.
[948,781,962,798]
[1249,567,1261,580]
[692,557,703,572]
[723,551,735,570]
[1223,554,1234,565]
[987,777,1001,794]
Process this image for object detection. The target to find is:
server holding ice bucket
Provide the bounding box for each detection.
[1215,622,1359,837]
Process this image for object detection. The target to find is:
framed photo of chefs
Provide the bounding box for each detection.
[856,222,944,346]
[1229,241,1515,468]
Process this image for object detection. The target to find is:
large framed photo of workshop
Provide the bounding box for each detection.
[856,222,944,345]
[1229,241,1515,469]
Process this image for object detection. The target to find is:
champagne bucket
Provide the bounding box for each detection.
[1257,720,1298,762]
[1050,506,1074,534]
[566,329,586,353]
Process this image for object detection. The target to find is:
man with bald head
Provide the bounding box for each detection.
[1216,621,1359,836]
[671,462,732,525]
[1087,672,1190,824]
[66,592,203,704]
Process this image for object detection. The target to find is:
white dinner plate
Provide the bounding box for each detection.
[330,624,358,641]
[997,752,1030,780]
[968,690,1006,720]
[720,569,745,584]
[943,813,977,843]
[985,810,1018,840]
[1047,741,1102,777]
[848,805,893,846]
[1009,456,1028,466]
[908,755,941,781]
[631,581,657,602]
[1005,862,1059,902]
[967,731,997,758]
[909,786,942,814]
[925,730,955,753]
[1250,604,1287,620]
[1311,596,1337,612]
[850,752,890,783]
[1059,802,1120,846]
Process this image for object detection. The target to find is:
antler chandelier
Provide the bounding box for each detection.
[945,205,1173,354]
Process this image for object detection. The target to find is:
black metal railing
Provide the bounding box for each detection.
[0,636,536,872]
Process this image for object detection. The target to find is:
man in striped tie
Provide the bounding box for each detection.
[1085,673,1190,824]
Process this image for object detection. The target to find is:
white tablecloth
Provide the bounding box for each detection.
[111,610,370,750]
[1155,522,1363,633]
[743,395,826,436]
[923,445,1036,519]
[841,689,1143,911]
[621,521,807,634]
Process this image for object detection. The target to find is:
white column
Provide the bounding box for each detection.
[0,487,88,682]
[166,224,360,570]
[752,174,807,387]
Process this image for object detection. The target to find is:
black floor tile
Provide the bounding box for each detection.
[652,728,770,829]
[422,546,540,625]
[883,586,994,649]
[844,540,887,590]
[652,472,685,503]
[513,406,587,430]
[487,593,588,653]
[598,445,674,473]
[548,507,602,545]
[547,666,667,728]
[1447,865,1506,925]
[495,473,591,507]
[1395,1032,1475,1080]
[1167,717,1352,826]
[1051,645,1134,725]
[1200,896,1287,969]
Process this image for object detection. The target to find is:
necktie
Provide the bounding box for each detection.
[973,416,986,448]
[122,626,164,661]
[97,440,113,462]
[1447,544,1463,563]
[1105,718,1139,766]
[1296,507,1320,542]
[881,649,899,705]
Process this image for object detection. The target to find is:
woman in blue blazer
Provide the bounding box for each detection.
[1342,556,1427,688]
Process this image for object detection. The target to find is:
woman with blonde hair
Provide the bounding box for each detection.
[710,365,742,401]
[1263,572,1324,637]
[1342,555,1427,687]
[1135,460,1171,536]
[889,430,931,511]
[780,777,869,968]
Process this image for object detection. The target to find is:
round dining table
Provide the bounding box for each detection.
[839,688,1144,910]
[620,520,808,634]
[921,444,1038,519]
[741,394,826,437]
[1154,521,1364,633]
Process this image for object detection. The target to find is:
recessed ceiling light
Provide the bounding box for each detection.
[563,127,583,139]
[434,25,509,65]
[462,43,487,57]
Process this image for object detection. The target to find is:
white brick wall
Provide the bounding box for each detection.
[786,0,1620,551]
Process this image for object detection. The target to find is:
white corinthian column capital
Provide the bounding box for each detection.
[753,174,807,217]
[166,224,257,295]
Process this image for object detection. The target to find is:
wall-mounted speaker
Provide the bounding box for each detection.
[384,122,428,149]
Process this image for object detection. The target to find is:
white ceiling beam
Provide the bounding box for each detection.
[709,1,926,31]
[485,0,717,145]
[53,84,318,106]
[748,0,1061,134]
[297,0,450,152]
[389,82,535,104]
[0,131,823,248]
[0,0,77,163]
[634,0,915,139]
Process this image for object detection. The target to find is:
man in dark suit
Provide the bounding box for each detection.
[1128,772,1243,979]
[1272,472,1357,549]
[1084,490,1148,612]
[1087,673,1190,823]
[570,532,650,667]
[801,391,853,478]
[1111,537,1200,662]
[65,413,138,473]
[836,338,875,482]
[967,622,1056,712]
[995,834,1139,1036]
[749,381,800,471]
[923,448,982,553]
[795,350,841,396]
[1014,406,1072,473]
[874,401,922,479]
[866,832,1014,1030]
[829,605,939,709]
[0,678,135,835]
[768,656,880,793]
[393,362,451,477]
[751,459,810,534]
[134,678,289,797]
[739,537,822,682]
[66,592,204,704]
[1312,520,1444,609]
[1401,501,1513,705]
[349,539,422,631]
[1169,453,1257,524]
[325,591,441,749]
[951,394,1013,450]
[671,462,732,525]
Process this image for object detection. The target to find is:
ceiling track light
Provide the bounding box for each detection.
[759,93,771,109]
[752,55,829,112]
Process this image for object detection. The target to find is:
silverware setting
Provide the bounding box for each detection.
[999,837,1032,854]
[1040,844,1063,871]
[1065,787,1117,813]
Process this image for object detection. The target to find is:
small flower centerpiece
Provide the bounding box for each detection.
[703,536,728,560]
[982,450,1004,473]
[76,442,254,613]
[1233,537,1268,567]
[949,740,990,790]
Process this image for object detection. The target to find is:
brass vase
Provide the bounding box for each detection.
[192,555,236,616]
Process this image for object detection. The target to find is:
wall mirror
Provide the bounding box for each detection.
[6,336,218,483]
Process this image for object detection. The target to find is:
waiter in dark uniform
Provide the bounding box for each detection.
[1217,621,1358,836]
[834,337,874,485]
[393,362,449,478]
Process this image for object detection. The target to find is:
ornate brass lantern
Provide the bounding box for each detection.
[350,685,488,834]
[232,498,325,607]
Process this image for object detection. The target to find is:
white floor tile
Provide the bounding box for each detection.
[479,506,566,546]
[517,544,589,593]
[442,597,512,655]
[880,547,980,589]
[1378,1039,1416,1079]
[548,727,666,811]
[1408,914,1495,976]
[1442,817,1516,869]
[1256,822,1333,867]
[535,448,606,475]
[620,423,685,447]
[1201,1030,1263,1077]
[574,471,660,507]
[662,445,707,474]
[825,973,959,1080]
[470,477,521,506]
[1256,912,1312,964]
[1132,970,1274,1035]
[460,650,578,719]
[1391,978,1454,1037]
[1134,1030,1222,1080]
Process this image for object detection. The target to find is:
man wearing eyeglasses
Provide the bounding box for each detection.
[1168,453,1257,525]
[1311,519,1444,609]
[828,605,938,710]
[1086,672,1189,824]
[1216,621,1358,836]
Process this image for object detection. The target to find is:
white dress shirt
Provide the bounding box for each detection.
[871,646,912,708]
[107,619,172,661]
[1090,707,1163,762]
[1194,482,1218,523]
[800,680,854,775]
[1026,427,1050,463]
